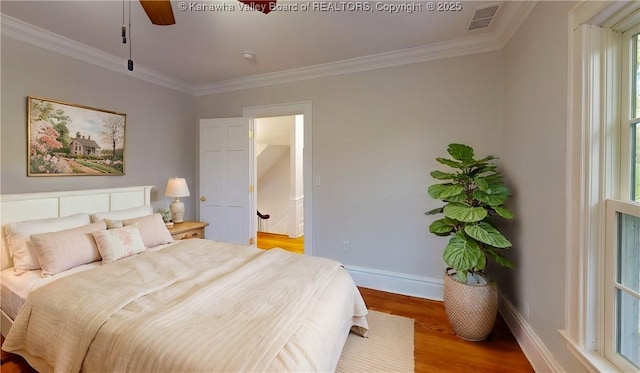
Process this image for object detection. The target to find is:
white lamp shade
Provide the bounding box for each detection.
[165,178,189,223]
[165,177,190,198]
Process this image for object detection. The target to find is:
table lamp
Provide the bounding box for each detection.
[165,177,190,223]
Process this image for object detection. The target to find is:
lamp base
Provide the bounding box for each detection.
[170,199,185,223]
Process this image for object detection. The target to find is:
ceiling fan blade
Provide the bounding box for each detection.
[237,0,276,14]
[140,0,175,25]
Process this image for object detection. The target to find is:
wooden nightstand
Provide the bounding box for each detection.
[168,221,209,240]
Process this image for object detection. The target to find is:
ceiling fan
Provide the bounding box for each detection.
[139,0,277,25]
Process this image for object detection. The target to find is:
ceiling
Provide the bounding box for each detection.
[0,1,534,95]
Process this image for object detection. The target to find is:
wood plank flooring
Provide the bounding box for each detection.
[257,231,304,254]
[1,286,532,373]
[359,287,534,372]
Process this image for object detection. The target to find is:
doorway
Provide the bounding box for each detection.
[254,115,304,254]
[244,102,313,256]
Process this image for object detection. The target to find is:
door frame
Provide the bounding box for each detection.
[243,101,312,256]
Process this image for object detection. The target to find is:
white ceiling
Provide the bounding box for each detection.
[0,1,534,95]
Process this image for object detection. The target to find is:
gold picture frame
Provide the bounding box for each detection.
[27,96,126,176]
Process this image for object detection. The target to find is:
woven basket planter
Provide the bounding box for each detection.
[443,271,498,341]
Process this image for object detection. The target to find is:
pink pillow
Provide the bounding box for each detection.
[93,225,146,263]
[123,213,173,248]
[30,221,106,277]
[5,213,91,275]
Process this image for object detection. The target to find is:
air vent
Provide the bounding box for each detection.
[467,2,501,31]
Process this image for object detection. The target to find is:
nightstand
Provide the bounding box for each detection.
[168,221,209,240]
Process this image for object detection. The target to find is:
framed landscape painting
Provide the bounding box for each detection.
[28,96,126,176]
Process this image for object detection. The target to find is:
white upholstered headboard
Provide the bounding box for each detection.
[0,186,154,270]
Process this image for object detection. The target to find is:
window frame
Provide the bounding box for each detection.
[603,23,640,371]
[564,2,640,372]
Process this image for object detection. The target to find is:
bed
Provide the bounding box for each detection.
[0,186,368,372]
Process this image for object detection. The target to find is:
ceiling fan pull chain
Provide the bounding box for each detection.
[127,0,134,71]
[121,0,127,44]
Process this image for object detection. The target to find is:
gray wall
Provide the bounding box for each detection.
[1,37,198,218]
[498,1,584,371]
[196,51,504,280]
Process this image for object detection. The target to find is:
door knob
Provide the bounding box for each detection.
[200,196,207,202]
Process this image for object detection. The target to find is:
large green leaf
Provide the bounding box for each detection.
[428,184,464,199]
[474,177,489,192]
[476,155,497,163]
[494,205,515,219]
[486,247,514,268]
[443,202,487,222]
[444,217,460,225]
[444,193,467,203]
[425,206,443,215]
[483,173,503,183]
[447,144,474,162]
[464,222,512,248]
[436,157,463,169]
[473,185,509,206]
[429,219,455,235]
[443,233,483,272]
[455,270,469,283]
[430,170,456,180]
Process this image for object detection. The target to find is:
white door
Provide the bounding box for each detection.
[199,117,254,245]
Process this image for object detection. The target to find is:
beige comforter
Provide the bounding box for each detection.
[2,240,368,373]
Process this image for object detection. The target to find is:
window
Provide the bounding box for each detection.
[565,3,640,372]
[603,25,640,372]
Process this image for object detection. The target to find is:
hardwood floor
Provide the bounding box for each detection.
[0,339,35,373]
[359,287,534,373]
[257,231,304,254]
[1,287,532,373]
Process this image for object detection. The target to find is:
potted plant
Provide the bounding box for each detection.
[159,208,173,228]
[426,143,514,341]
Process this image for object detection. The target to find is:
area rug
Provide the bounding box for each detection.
[336,310,415,373]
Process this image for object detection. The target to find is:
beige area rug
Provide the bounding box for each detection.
[336,310,415,373]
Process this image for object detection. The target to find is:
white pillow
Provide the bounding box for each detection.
[123,213,174,248]
[4,213,91,275]
[93,225,146,263]
[30,221,106,277]
[90,205,153,223]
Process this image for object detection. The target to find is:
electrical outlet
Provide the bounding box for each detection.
[343,241,350,251]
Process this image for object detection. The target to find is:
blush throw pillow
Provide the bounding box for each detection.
[123,213,173,248]
[5,213,91,275]
[93,225,146,263]
[30,221,106,277]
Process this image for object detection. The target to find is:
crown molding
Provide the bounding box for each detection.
[193,33,503,96]
[0,14,195,95]
[494,1,538,47]
[2,2,534,97]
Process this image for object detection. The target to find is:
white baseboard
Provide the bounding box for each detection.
[346,265,561,372]
[345,265,444,301]
[346,266,561,371]
[499,293,564,372]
